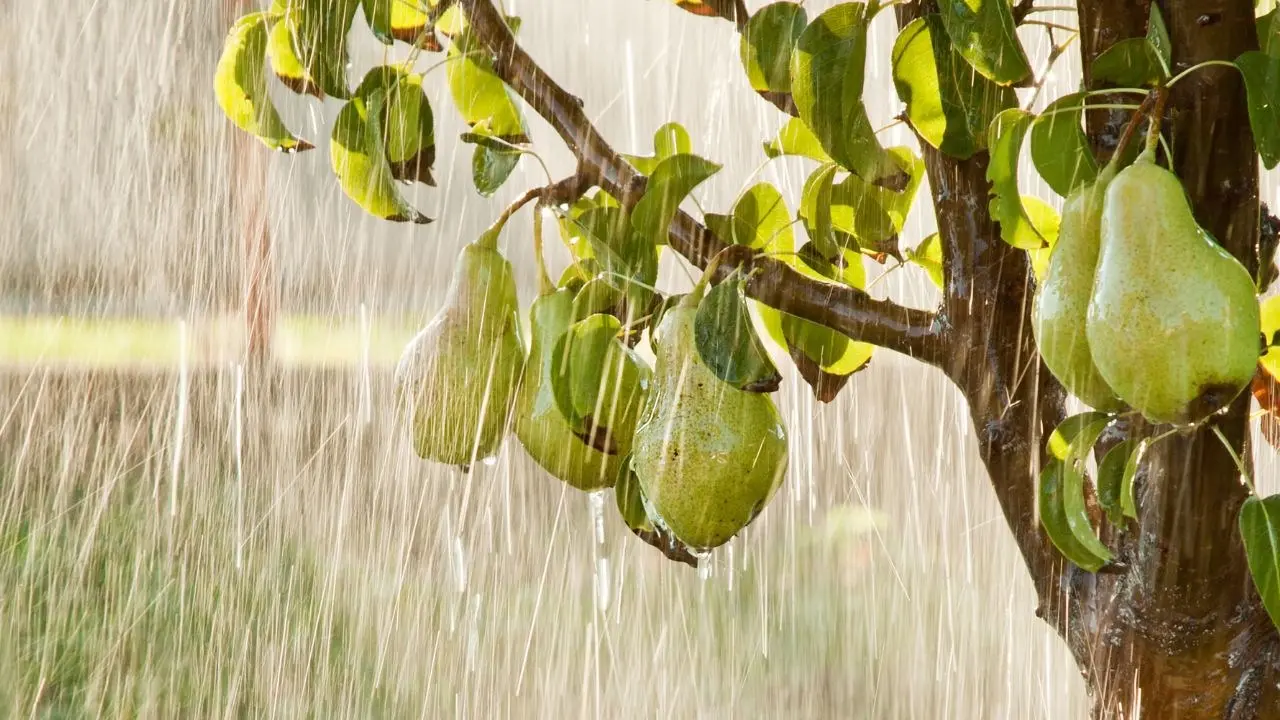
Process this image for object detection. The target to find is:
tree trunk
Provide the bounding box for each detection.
[925,0,1279,715]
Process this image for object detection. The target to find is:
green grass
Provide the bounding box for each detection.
[0,315,421,368]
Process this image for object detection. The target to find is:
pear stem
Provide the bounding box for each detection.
[1210,424,1255,494]
[477,187,542,250]
[532,207,554,296]
[682,248,732,309]
[1105,90,1158,174]
[1144,86,1170,156]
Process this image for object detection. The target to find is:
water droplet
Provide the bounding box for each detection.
[482,455,498,467]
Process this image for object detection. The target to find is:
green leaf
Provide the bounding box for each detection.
[290,0,361,99]
[1146,4,1173,76]
[623,122,693,175]
[564,206,659,320]
[765,243,873,394]
[762,117,832,163]
[1046,411,1110,463]
[694,273,783,392]
[790,2,908,185]
[1097,439,1137,526]
[1240,495,1280,633]
[361,0,438,46]
[1091,38,1168,87]
[828,147,924,258]
[267,16,320,97]
[472,144,520,197]
[550,313,626,430]
[891,15,1016,159]
[905,233,944,290]
[216,14,313,152]
[986,109,1048,249]
[1260,9,1279,58]
[706,182,794,253]
[615,454,654,532]
[447,32,528,140]
[936,0,1032,85]
[1040,459,1112,572]
[1121,438,1147,520]
[330,91,431,223]
[1236,52,1280,170]
[631,154,722,245]
[1262,295,1280,376]
[798,163,847,254]
[361,0,395,43]
[354,66,436,185]
[1030,92,1099,197]
[1020,196,1062,276]
[740,2,807,93]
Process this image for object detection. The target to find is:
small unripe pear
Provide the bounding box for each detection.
[631,296,788,551]
[396,242,524,466]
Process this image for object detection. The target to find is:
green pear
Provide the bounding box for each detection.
[1086,149,1261,425]
[631,288,788,551]
[513,289,649,491]
[396,240,524,466]
[1032,166,1125,412]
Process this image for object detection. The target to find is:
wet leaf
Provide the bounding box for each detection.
[361,0,438,45]
[330,89,431,223]
[1146,4,1172,75]
[695,273,782,392]
[1030,92,1099,197]
[987,109,1050,249]
[447,31,528,140]
[1023,197,1064,281]
[623,122,693,175]
[215,13,312,151]
[936,0,1031,86]
[1091,38,1168,87]
[798,163,845,255]
[828,147,923,258]
[891,15,1015,159]
[571,277,626,323]
[1040,459,1112,572]
[631,154,722,245]
[762,117,832,163]
[1239,495,1280,632]
[471,144,520,197]
[283,0,360,99]
[648,294,686,355]
[741,2,807,93]
[1236,51,1280,169]
[267,15,322,97]
[615,455,654,532]
[1260,9,1279,58]
[905,233,944,290]
[550,313,624,431]
[354,66,436,185]
[705,182,793,253]
[1047,411,1110,464]
[791,2,908,185]
[1097,439,1137,526]
[1120,438,1146,520]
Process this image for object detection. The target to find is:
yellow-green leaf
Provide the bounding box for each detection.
[215,13,312,152]
[631,154,721,245]
[936,0,1032,85]
[330,91,431,223]
[447,32,528,140]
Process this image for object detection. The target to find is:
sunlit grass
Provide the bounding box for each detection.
[0,316,421,368]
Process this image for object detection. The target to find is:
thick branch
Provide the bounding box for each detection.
[458,0,945,365]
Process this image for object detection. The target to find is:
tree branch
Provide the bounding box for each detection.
[458,0,946,365]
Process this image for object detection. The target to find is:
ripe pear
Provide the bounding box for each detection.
[1032,166,1125,412]
[1086,149,1261,425]
[396,240,524,466]
[631,289,788,551]
[513,289,650,491]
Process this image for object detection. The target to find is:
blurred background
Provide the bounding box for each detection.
[1,0,1276,717]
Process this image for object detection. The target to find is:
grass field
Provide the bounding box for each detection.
[0,361,1089,718]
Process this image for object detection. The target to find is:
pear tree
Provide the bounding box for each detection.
[216,0,1280,716]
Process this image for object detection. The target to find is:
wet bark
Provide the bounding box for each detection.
[907,0,1279,715]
